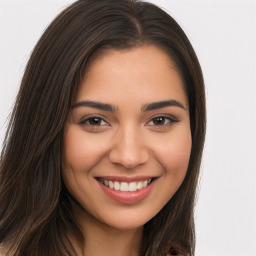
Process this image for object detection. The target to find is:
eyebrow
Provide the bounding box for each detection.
[71,101,118,112]
[141,100,185,111]
[71,99,185,112]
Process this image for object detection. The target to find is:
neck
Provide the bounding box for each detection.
[74,209,143,256]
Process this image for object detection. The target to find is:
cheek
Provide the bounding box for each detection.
[62,126,109,172]
[156,128,192,179]
[61,126,103,197]
[61,126,109,204]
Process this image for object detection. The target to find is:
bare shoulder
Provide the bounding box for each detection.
[0,245,6,256]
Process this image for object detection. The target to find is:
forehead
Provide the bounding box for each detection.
[76,45,188,108]
[85,45,179,79]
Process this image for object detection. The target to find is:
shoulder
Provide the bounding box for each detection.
[0,244,6,256]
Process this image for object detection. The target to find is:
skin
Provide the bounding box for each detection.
[62,45,192,256]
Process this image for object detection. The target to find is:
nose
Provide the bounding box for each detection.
[109,126,149,169]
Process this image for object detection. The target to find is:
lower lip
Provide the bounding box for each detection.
[97,179,157,204]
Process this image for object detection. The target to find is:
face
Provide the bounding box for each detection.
[62,45,191,231]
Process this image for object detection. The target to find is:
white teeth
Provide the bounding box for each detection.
[114,181,120,190]
[128,182,137,192]
[120,182,129,192]
[109,181,114,189]
[142,180,148,188]
[100,178,153,192]
[137,181,142,190]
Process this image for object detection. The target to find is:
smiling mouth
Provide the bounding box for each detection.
[96,178,156,192]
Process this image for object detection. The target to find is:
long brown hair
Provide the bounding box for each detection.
[0,0,206,255]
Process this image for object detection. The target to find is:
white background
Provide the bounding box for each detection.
[0,0,255,255]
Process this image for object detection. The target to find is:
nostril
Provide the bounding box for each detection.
[109,143,150,169]
[113,161,140,170]
[109,149,148,169]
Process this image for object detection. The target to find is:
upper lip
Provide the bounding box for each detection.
[96,176,158,182]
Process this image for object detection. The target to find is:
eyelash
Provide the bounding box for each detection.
[79,114,179,131]
[146,115,179,127]
[79,115,110,127]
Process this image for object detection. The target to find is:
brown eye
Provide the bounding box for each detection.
[88,117,102,126]
[79,116,109,127]
[146,115,179,128]
[152,117,166,125]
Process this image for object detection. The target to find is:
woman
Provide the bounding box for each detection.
[0,0,206,255]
